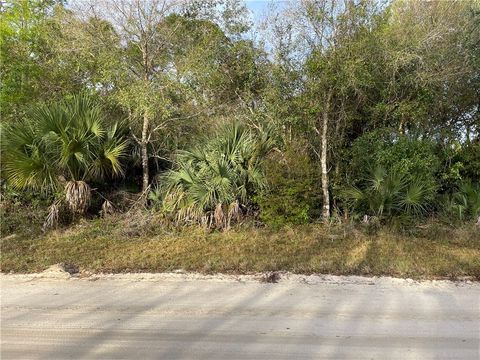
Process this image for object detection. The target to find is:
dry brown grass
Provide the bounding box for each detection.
[1,213,479,279]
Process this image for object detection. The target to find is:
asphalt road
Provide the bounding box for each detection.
[1,272,479,359]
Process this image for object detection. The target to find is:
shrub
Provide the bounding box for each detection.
[346,129,439,195]
[255,141,321,228]
[341,166,435,221]
[155,122,273,228]
[458,141,480,181]
[1,93,128,220]
[439,181,480,222]
[436,141,480,193]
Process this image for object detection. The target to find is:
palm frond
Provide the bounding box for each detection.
[155,121,273,228]
[2,93,127,193]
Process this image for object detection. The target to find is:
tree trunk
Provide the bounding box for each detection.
[141,112,150,192]
[140,40,152,193]
[321,92,332,221]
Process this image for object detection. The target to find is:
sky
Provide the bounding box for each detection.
[245,0,289,25]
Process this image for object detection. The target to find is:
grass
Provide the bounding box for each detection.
[1,210,479,279]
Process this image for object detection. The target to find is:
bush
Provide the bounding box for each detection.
[436,141,480,193]
[156,122,273,228]
[438,181,480,222]
[459,141,480,181]
[346,129,440,195]
[255,141,321,228]
[340,166,435,222]
[0,183,52,236]
[1,93,128,222]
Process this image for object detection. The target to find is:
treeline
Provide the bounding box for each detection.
[1,0,479,230]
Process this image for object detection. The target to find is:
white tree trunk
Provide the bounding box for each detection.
[321,93,332,221]
[141,113,150,192]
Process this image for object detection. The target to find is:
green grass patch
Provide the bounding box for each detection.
[1,212,479,279]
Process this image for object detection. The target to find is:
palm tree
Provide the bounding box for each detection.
[1,93,128,216]
[341,167,434,220]
[153,122,273,228]
[439,181,480,221]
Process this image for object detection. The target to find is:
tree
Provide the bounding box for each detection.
[291,0,382,220]
[52,0,182,192]
[371,0,480,140]
[0,0,74,122]
[53,0,264,192]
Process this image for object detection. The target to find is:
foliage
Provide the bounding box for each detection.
[0,182,60,237]
[341,167,435,221]
[0,0,81,123]
[1,93,128,220]
[1,0,479,230]
[1,93,128,192]
[456,142,480,183]
[439,181,480,222]
[435,141,480,194]
[255,141,320,228]
[346,130,440,195]
[153,123,271,223]
[153,122,273,227]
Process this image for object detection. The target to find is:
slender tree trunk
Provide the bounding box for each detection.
[141,43,150,193]
[141,112,149,192]
[321,91,332,221]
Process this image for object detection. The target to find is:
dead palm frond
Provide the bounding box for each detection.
[214,202,226,229]
[227,200,242,230]
[101,199,115,217]
[65,180,91,214]
[42,200,61,231]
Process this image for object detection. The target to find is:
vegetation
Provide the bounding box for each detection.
[1,93,127,221]
[341,167,435,221]
[255,142,321,228]
[153,122,273,228]
[1,0,479,277]
[1,213,478,279]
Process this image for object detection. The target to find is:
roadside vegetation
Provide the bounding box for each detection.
[2,212,479,279]
[1,0,479,278]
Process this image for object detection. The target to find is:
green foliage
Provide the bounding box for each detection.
[0,181,58,236]
[435,141,480,193]
[1,93,128,193]
[439,181,480,222]
[255,142,320,228]
[2,0,479,230]
[0,0,81,123]
[346,130,439,196]
[155,122,273,224]
[341,166,435,220]
[457,142,480,182]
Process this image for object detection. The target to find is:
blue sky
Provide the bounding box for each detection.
[245,0,288,24]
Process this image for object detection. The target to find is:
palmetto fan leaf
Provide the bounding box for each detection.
[341,166,434,220]
[399,181,430,215]
[3,143,59,192]
[157,122,272,227]
[1,93,127,215]
[442,182,480,221]
[1,120,60,192]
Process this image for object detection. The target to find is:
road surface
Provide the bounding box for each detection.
[1,271,479,359]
